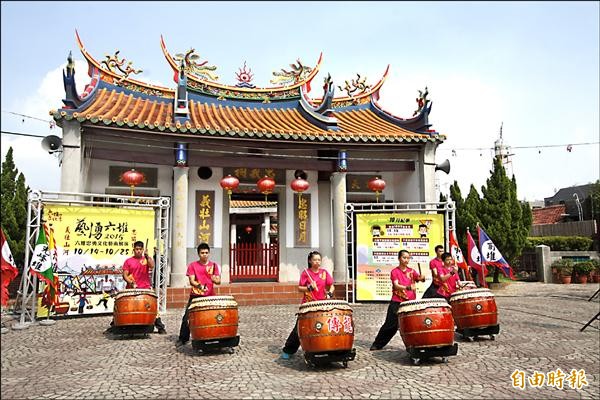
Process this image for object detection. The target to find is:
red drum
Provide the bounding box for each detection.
[188,296,239,341]
[449,288,498,330]
[113,289,157,327]
[397,299,454,349]
[297,300,354,353]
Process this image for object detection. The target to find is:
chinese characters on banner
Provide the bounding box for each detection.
[294,193,311,247]
[37,205,155,318]
[355,213,444,301]
[195,191,214,247]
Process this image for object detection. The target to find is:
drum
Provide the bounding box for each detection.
[457,281,478,291]
[449,288,498,330]
[397,299,454,349]
[113,289,157,327]
[297,300,354,353]
[188,295,239,341]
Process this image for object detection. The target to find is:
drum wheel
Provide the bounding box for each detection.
[441,357,449,364]
[489,335,495,341]
[227,347,235,354]
[411,358,420,366]
[342,361,348,368]
[466,336,474,342]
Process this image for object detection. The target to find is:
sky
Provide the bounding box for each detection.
[1,1,599,202]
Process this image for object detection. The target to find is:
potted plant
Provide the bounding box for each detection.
[552,259,573,284]
[574,261,594,284]
[591,259,600,283]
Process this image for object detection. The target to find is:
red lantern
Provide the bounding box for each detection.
[367,176,386,202]
[257,176,276,200]
[245,225,253,234]
[120,168,146,196]
[290,177,309,200]
[220,175,240,200]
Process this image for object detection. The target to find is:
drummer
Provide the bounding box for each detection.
[104,241,167,334]
[176,243,221,347]
[370,249,425,351]
[280,250,334,360]
[432,252,460,300]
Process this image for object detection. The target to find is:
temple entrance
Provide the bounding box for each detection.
[229,193,279,282]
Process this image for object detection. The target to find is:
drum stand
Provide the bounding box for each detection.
[457,324,500,342]
[580,288,600,332]
[112,325,155,338]
[406,344,458,365]
[192,335,240,354]
[304,348,356,368]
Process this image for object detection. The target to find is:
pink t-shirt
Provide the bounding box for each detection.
[434,264,460,299]
[186,261,220,297]
[122,256,152,289]
[299,268,334,303]
[390,267,421,302]
[429,257,444,278]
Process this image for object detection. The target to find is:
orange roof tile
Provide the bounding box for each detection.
[532,205,566,225]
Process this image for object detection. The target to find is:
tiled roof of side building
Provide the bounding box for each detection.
[532,205,567,225]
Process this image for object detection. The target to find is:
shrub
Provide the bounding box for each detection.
[525,236,593,251]
[551,259,573,276]
[574,261,594,275]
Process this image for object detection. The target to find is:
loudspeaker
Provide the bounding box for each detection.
[41,135,63,153]
[435,159,450,174]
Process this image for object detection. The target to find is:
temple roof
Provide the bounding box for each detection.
[51,31,445,145]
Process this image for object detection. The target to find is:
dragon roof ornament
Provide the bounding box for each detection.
[337,73,372,97]
[270,58,313,86]
[174,49,219,81]
[101,50,143,84]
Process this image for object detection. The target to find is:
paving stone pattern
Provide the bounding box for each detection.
[1,282,599,399]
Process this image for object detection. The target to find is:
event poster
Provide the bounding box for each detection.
[355,213,445,301]
[36,205,155,318]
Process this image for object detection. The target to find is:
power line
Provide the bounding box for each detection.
[439,141,599,152]
[1,110,54,124]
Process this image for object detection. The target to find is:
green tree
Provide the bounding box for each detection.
[449,182,480,252]
[1,147,29,266]
[479,158,531,282]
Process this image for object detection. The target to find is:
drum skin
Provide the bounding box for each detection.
[189,296,239,341]
[297,300,354,353]
[113,290,157,327]
[397,300,454,349]
[450,289,498,330]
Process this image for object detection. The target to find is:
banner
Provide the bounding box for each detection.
[36,205,155,318]
[355,213,445,301]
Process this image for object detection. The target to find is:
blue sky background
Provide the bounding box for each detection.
[1,1,599,201]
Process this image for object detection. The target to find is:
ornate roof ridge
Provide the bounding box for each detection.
[160,35,322,99]
[75,30,175,97]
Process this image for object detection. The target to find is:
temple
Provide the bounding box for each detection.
[51,31,446,305]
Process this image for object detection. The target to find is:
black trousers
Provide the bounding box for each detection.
[178,296,195,343]
[282,318,300,354]
[371,301,402,349]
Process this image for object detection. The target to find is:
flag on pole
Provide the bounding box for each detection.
[29,224,56,288]
[449,229,471,279]
[1,227,19,307]
[467,229,487,288]
[478,225,515,279]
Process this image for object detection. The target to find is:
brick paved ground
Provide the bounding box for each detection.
[1,282,599,399]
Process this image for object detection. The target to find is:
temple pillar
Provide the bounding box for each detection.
[419,142,437,202]
[170,166,189,287]
[331,171,347,283]
[60,120,83,193]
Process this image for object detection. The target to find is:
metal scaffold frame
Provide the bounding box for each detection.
[344,201,456,303]
[14,190,170,328]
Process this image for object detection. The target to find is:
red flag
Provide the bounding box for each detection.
[449,229,471,279]
[1,227,19,307]
[467,229,487,287]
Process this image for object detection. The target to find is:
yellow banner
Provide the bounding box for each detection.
[37,205,155,318]
[355,213,445,301]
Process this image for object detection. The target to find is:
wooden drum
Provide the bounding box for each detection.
[188,295,239,341]
[297,300,354,353]
[397,299,454,349]
[113,289,157,327]
[449,288,498,330]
